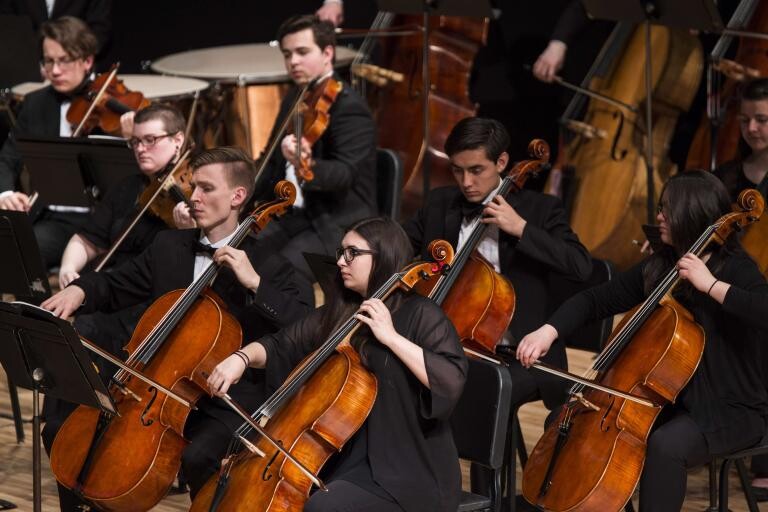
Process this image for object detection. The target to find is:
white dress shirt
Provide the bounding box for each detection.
[193,229,237,281]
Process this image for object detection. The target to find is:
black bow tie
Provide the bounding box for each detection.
[192,240,217,256]
[460,198,485,220]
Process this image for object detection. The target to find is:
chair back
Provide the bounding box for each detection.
[376,148,403,220]
[451,358,513,469]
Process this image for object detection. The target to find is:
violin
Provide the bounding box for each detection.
[67,64,151,137]
[138,156,195,227]
[289,76,343,182]
[48,181,297,512]
[93,151,194,273]
[189,240,454,512]
[521,189,764,512]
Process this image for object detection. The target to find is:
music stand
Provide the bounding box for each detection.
[376,0,492,199]
[0,301,116,512]
[16,136,141,206]
[581,0,723,223]
[0,210,49,305]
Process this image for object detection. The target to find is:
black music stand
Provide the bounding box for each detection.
[0,210,50,305]
[581,0,723,223]
[16,136,140,206]
[0,301,116,512]
[375,0,492,199]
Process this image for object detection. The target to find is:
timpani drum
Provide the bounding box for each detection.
[151,43,356,156]
[11,75,209,142]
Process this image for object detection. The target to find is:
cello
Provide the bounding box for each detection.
[547,23,702,270]
[189,240,455,512]
[414,139,551,359]
[521,188,764,512]
[48,181,296,512]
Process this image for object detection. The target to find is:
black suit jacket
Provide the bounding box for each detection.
[0,0,111,48]
[0,85,61,192]
[72,228,313,426]
[402,186,592,407]
[253,76,377,254]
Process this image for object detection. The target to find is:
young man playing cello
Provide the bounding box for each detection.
[41,147,313,508]
[402,116,592,492]
[0,15,99,268]
[254,14,377,282]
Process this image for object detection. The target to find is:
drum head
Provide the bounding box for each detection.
[151,43,356,84]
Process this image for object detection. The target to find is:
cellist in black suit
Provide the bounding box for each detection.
[41,147,313,509]
[401,117,592,491]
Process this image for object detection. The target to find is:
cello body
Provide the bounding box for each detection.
[190,345,376,512]
[50,290,241,511]
[561,25,702,270]
[374,15,488,216]
[522,297,704,511]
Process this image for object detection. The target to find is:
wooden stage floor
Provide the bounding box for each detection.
[0,348,760,511]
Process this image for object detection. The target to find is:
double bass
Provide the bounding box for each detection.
[189,241,455,512]
[548,23,702,270]
[371,13,488,216]
[686,0,767,171]
[49,182,296,511]
[521,189,764,512]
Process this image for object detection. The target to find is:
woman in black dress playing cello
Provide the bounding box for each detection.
[207,216,468,512]
[517,170,768,511]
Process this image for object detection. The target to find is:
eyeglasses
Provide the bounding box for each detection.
[40,56,78,70]
[656,202,669,218]
[127,133,174,149]
[336,246,376,263]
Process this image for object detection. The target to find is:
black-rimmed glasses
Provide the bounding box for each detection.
[127,133,175,149]
[336,246,376,263]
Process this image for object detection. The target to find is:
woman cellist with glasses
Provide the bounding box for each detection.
[206,217,468,512]
[517,171,768,511]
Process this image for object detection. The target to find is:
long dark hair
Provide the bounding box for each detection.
[642,171,738,295]
[317,217,415,343]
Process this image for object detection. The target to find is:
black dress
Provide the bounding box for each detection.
[548,253,768,456]
[259,295,468,512]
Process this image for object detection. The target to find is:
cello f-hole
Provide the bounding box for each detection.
[262,440,284,482]
[610,111,628,161]
[140,387,158,426]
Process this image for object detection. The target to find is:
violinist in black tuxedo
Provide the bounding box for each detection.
[402,117,592,491]
[42,147,313,507]
[253,14,376,282]
[0,16,98,268]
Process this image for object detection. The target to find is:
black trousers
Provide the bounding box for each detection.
[33,209,89,270]
[305,480,402,512]
[638,410,710,512]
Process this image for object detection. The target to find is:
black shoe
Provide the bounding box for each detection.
[750,485,768,502]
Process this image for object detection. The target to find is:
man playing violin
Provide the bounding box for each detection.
[41,147,313,508]
[402,117,592,493]
[0,15,98,268]
[254,14,377,283]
